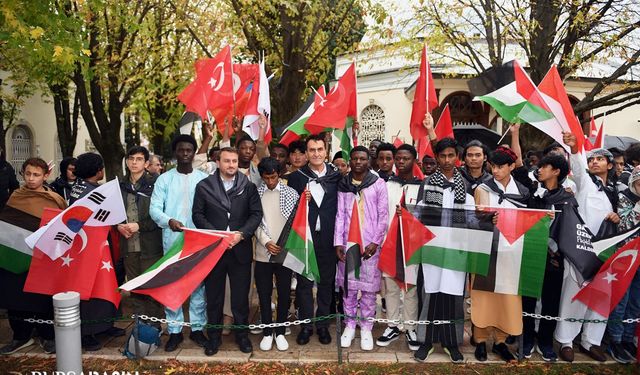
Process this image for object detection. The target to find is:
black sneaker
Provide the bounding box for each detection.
[39,338,55,354]
[376,326,401,347]
[608,342,634,364]
[0,338,34,355]
[405,330,420,351]
[164,333,183,352]
[520,340,534,359]
[189,330,208,347]
[536,343,557,362]
[492,342,516,362]
[81,335,102,352]
[622,341,638,359]
[444,345,464,363]
[414,343,434,362]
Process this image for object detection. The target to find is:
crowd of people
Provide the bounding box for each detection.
[1,112,640,365]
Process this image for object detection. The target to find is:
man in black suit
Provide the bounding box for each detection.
[192,147,263,355]
[286,134,341,345]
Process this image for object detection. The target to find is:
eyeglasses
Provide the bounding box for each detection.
[127,156,146,162]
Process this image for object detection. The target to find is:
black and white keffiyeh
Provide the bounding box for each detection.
[422,168,467,207]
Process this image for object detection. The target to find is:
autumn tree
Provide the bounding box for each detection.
[400,0,640,149]
[224,0,385,126]
[0,1,84,157]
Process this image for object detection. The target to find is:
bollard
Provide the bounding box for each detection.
[53,291,83,374]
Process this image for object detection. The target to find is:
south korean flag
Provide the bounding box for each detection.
[26,179,126,260]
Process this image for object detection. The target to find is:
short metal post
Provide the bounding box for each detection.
[53,292,82,374]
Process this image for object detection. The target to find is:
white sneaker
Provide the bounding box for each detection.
[360,329,374,351]
[259,335,273,351]
[341,327,356,348]
[275,334,289,351]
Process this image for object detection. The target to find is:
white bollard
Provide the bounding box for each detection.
[53,291,82,373]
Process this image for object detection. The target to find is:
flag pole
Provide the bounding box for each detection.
[400,187,408,293]
[230,46,237,117]
[352,58,359,147]
[305,186,309,273]
[424,44,429,115]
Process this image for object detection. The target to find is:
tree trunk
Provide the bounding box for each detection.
[50,83,78,157]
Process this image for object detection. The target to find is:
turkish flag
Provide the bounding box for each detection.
[305,63,357,134]
[210,63,259,134]
[573,236,640,317]
[409,45,439,141]
[177,45,234,120]
[24,208,110,300]
[90,241,121,308]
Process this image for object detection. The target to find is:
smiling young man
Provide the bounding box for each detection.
[286,134,342,346]
[254,157,299,351]
[0,158,66,355]
[553,132,620,363]
[150,134,209,352]
[335,146,388,351]
[117,146,164,327]
[377,144,423,351]
[192,147,263,356]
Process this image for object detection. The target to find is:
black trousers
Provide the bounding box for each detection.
[254,261,292,336]
[204,251,251,340]
[523,254,564,347]
[296,232,337,329]
[8,310,54,341]
[423,292,462,347]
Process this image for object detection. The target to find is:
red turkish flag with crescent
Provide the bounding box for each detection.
[24,208,111,301]
[304,63,357,135]
[573,236,640,317]
[178,45,234,120]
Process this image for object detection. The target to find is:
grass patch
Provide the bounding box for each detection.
[0,357,637,374]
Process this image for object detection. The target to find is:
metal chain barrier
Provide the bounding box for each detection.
[8,313,640,327]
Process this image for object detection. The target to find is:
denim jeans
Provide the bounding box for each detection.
[607,270,640,343]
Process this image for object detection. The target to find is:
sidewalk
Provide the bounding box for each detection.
[0,311,617,365]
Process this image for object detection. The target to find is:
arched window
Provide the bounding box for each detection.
[359,104,386,147]
[10,125,33,181]
[438,91,488,127]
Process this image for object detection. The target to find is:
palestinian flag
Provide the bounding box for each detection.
[119,228,231,310]
[278,86,327,146]
[379,197,434,287]
[412,205,495,275]
[275,189,320,282]
[471,61,567,148]
[472,207,551,298]
[344,198,364,295]
[592,226,640,262]
[0,205,39,274]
